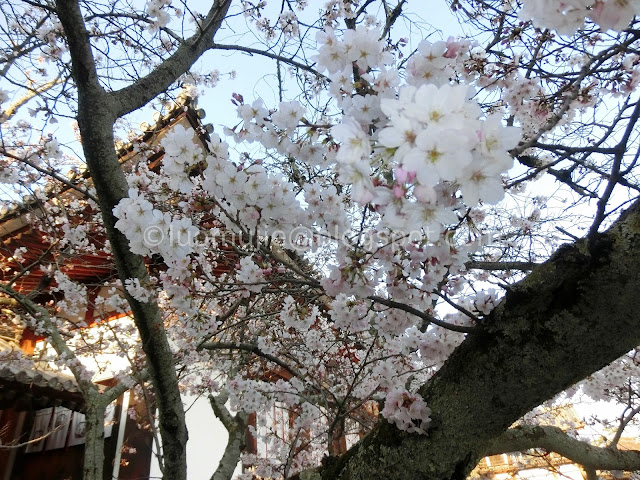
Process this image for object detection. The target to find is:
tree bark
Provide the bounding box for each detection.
[54,1,192,478]
[317,199,640,480]
[53,0,233,474]
[209,392,248,480]
[83,399,107,480]
[487,425,640,471]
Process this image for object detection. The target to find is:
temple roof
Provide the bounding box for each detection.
[0,92,211,294]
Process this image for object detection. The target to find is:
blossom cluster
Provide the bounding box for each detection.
[314,25,393,74]
[310,26,520,236]
[377,84,519,208]
[110,22,520,443]
[50,271,88,325]
[146,0,172,32]
[519,0,640,34]
[112,189,199,271]
[160,123,204,194]
[406,38,485,87]
[381,387,432,434]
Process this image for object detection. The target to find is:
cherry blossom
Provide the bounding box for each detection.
[6,2,640,479]
[519,0,640,34]
[381,387,432,434]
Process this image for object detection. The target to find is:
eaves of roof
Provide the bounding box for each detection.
[0,91,211,225]
[0,363,85,411]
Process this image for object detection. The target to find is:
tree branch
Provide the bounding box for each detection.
[367,295,475,333]
[318,197,640,480]
[199,341,302,379]
[1,150,98,202]
[209,391,248,480]
[465,261,538,271]
[55,0,192,478]
[0,282,98,398]
[110,0,232,118]
[0,77,63,123]
[611,404,640,448]
[487,424,640,471]
[211,43,325,80]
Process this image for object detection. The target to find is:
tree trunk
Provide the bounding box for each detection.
[83,400,106,480]
[319,199,640,480]
[55,1,189,478]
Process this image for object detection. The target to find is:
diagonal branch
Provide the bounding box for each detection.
[110,0,232,118]
[1,150,98,202]
[0,77,64,123]
[0,282,99,400]
[367,295,475,333]
[199,341,303,379]
[211,43,325,79]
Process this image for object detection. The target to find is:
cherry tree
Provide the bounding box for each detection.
[3,1,640,480]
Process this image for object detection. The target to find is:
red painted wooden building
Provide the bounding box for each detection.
[0,94,213,480]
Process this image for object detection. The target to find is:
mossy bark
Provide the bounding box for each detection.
[82,400,106,480]
[321,200,640,480]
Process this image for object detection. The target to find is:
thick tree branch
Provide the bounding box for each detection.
[103,369,149,403]
[317,197,640,480]
[209,391,248,480]
[110,0,232,118]
[487,424,640,471]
